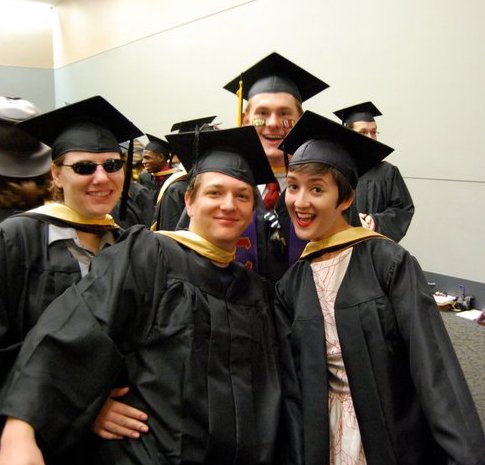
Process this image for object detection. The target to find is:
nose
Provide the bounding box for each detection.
[220,193,236,210]
[293,188,310,208]
[91,164,111,182]
[265,112,280,128]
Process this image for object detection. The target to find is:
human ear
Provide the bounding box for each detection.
[184,191,193,217]
[51,164,63,188]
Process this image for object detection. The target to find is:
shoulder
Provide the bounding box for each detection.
[0,214,45,236]
[379,161,402,175]
[355,236,407,264]
[352,237,418,287]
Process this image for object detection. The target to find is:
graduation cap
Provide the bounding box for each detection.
[17,95,143,160]
[165,126,275,186]
[170,116,218,133]
[145,134,171,155]
[333,101,382,126]
[279,110,393,188]
[224,52,329,102]
[17,95,143,220]
[0,97,51,178]
[224,52,329,125]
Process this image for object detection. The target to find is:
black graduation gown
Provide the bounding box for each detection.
[152,178,188,231]
[1,226,281,465]
[138,171,159,193]
[0,216,83,387]
[111,182,154,228]
[349,161,414,242]
[274,238,485,465]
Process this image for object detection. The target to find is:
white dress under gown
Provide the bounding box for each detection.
[311,248,367,465]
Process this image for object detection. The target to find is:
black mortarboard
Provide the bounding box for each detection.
[145,134,171,155]
[279,111,393,189]
[165,126,275,186]
[17,96,143,220]
[170,116,217,133]
[0,97,51,178]
[17,95,143,160]
[224,52,329,102]
[333,101,382,126]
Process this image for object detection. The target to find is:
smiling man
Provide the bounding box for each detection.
[0,126,281,465]
[224,52,329,284]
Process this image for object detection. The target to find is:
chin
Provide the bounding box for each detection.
[264,148,284,164]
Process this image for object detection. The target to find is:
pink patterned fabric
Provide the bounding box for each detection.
[311,249,367,465]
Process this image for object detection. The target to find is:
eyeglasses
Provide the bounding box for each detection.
[252,118,295,129]
[357,129,380,138]
[61,159,125,175]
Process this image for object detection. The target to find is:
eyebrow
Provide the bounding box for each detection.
[203,183,251,192]
[287,175,330,183]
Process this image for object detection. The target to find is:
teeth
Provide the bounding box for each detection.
[264,135,283,140]
[89,192,110,197]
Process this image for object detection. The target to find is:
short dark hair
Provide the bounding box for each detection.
[288,162,354,211]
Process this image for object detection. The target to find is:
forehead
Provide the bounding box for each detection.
[142,150,163,158]
[197,171,252,190]
[62,151,120,162]
[288,168,335,182]
[351,120,377,130]
[248,92,300,114]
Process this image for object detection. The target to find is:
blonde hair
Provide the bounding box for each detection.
[49,155,65,202]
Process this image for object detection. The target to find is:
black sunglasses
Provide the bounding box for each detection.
[62,159,125,175]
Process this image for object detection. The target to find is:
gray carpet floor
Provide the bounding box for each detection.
[440,311,485,431]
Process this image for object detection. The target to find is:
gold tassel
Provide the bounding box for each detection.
[236,75,243,127]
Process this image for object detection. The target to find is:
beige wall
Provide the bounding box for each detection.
[2,0,485,283]
[52,0,252,68]
[0,1,53,68]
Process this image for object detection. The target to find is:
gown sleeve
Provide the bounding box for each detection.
[0,224,21,385]
[0,226,166,448]
[384,245,485,464]
[366,164,414,242]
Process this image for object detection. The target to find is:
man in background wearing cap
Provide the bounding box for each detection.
[138,134,177,196]
[334,101,414,242]
[224,52,328,284]
[0,126,281,465]
[0,96,52,221]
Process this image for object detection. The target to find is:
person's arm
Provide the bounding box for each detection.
[92,387,149,439]
[368,165,414,242]
[386,246,485,462]
[0,226,162,452]
[358,212,376,231]
[0,417,45,465]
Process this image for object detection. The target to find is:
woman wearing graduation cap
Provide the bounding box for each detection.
[0,126,281,465]
[0,96,154,454]
[273,111,485,465]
